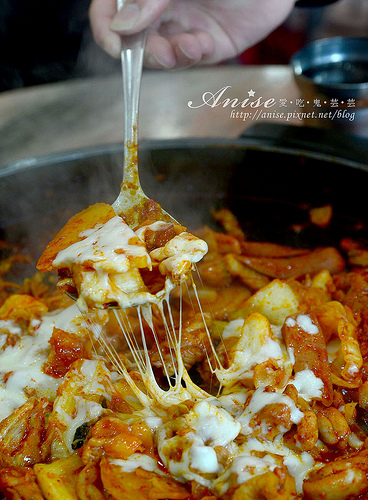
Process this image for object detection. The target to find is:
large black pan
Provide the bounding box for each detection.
[1,123,368,280]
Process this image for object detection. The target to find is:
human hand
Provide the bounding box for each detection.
[89,0,296,69]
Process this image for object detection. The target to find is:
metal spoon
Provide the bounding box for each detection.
[63,31,179,307]
[112,30,177,228]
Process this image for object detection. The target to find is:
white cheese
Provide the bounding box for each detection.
[291,369,323,401]
[156,399,241,488]
[221,318,244,339]
[229,454,277,485]
[111,454,163,474]
[285,317,296,327]
[0,319,22,339]
[190,445,219,473]
[187,400,241,447]
[0,305,85,421]
[53,217,207,312]
[235,436,314,494]
[238,387,303,434]
[283,450,315,493]
[63,397,105,452]
[53,216,150,273]
[215,318,285,386]
[150,232,208,281]
[51,358,112,455]
[296,314,319,334]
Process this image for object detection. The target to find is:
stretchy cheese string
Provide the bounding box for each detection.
[141,304,173,386]
[190,275,222,374]
[92,277,222,408]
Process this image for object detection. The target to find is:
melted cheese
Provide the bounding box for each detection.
[286,314,319,335]
[54,216,150,273]
[156,399,241,486]
[10,212,339,496]
[215,315,288,386]
[187,400,242,447]
[290,369,323,401]
[229,454,277,485]
[110,454,164,474]
[150,231,208,281]
[1,290,323,495]
[53,217,208,312]
[236,436,314,494]
[0,305,89,421]
[190,445,219,473]
[153,386,314,495]
[238,387,303,434]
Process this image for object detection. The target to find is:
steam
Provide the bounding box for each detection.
[0,142,225,281]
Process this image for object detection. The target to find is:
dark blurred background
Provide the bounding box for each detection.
[0,0,367,92]
[0,0,120,91]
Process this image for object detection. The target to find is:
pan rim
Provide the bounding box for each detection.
[1,125,368,179]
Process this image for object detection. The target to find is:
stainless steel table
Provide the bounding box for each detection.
[0,65,301,167]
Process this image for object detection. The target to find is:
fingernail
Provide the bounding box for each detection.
[103,34,122,58]
[110,3,140,31]
[146,53,175,69]
[176,42,196,61]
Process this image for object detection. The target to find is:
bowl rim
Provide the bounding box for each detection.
[290,36,368,91]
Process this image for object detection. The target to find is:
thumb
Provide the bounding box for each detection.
[109,0,170,34]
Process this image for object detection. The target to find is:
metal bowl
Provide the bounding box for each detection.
[291,37,368,101]
[2,124,368,278]
[290,37,368,134]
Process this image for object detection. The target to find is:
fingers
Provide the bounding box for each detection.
[89,0,122,58]
[89,0,216,68]
[145,31,215,69]
[144,33,176,69]
[109,0,171,35]
[172,32,214,67]
[89,0,171,58]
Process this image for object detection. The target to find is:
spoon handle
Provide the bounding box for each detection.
[120,31,146,183]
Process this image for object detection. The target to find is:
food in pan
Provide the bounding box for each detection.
[36,202,208,312]
[1,205,368,499]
